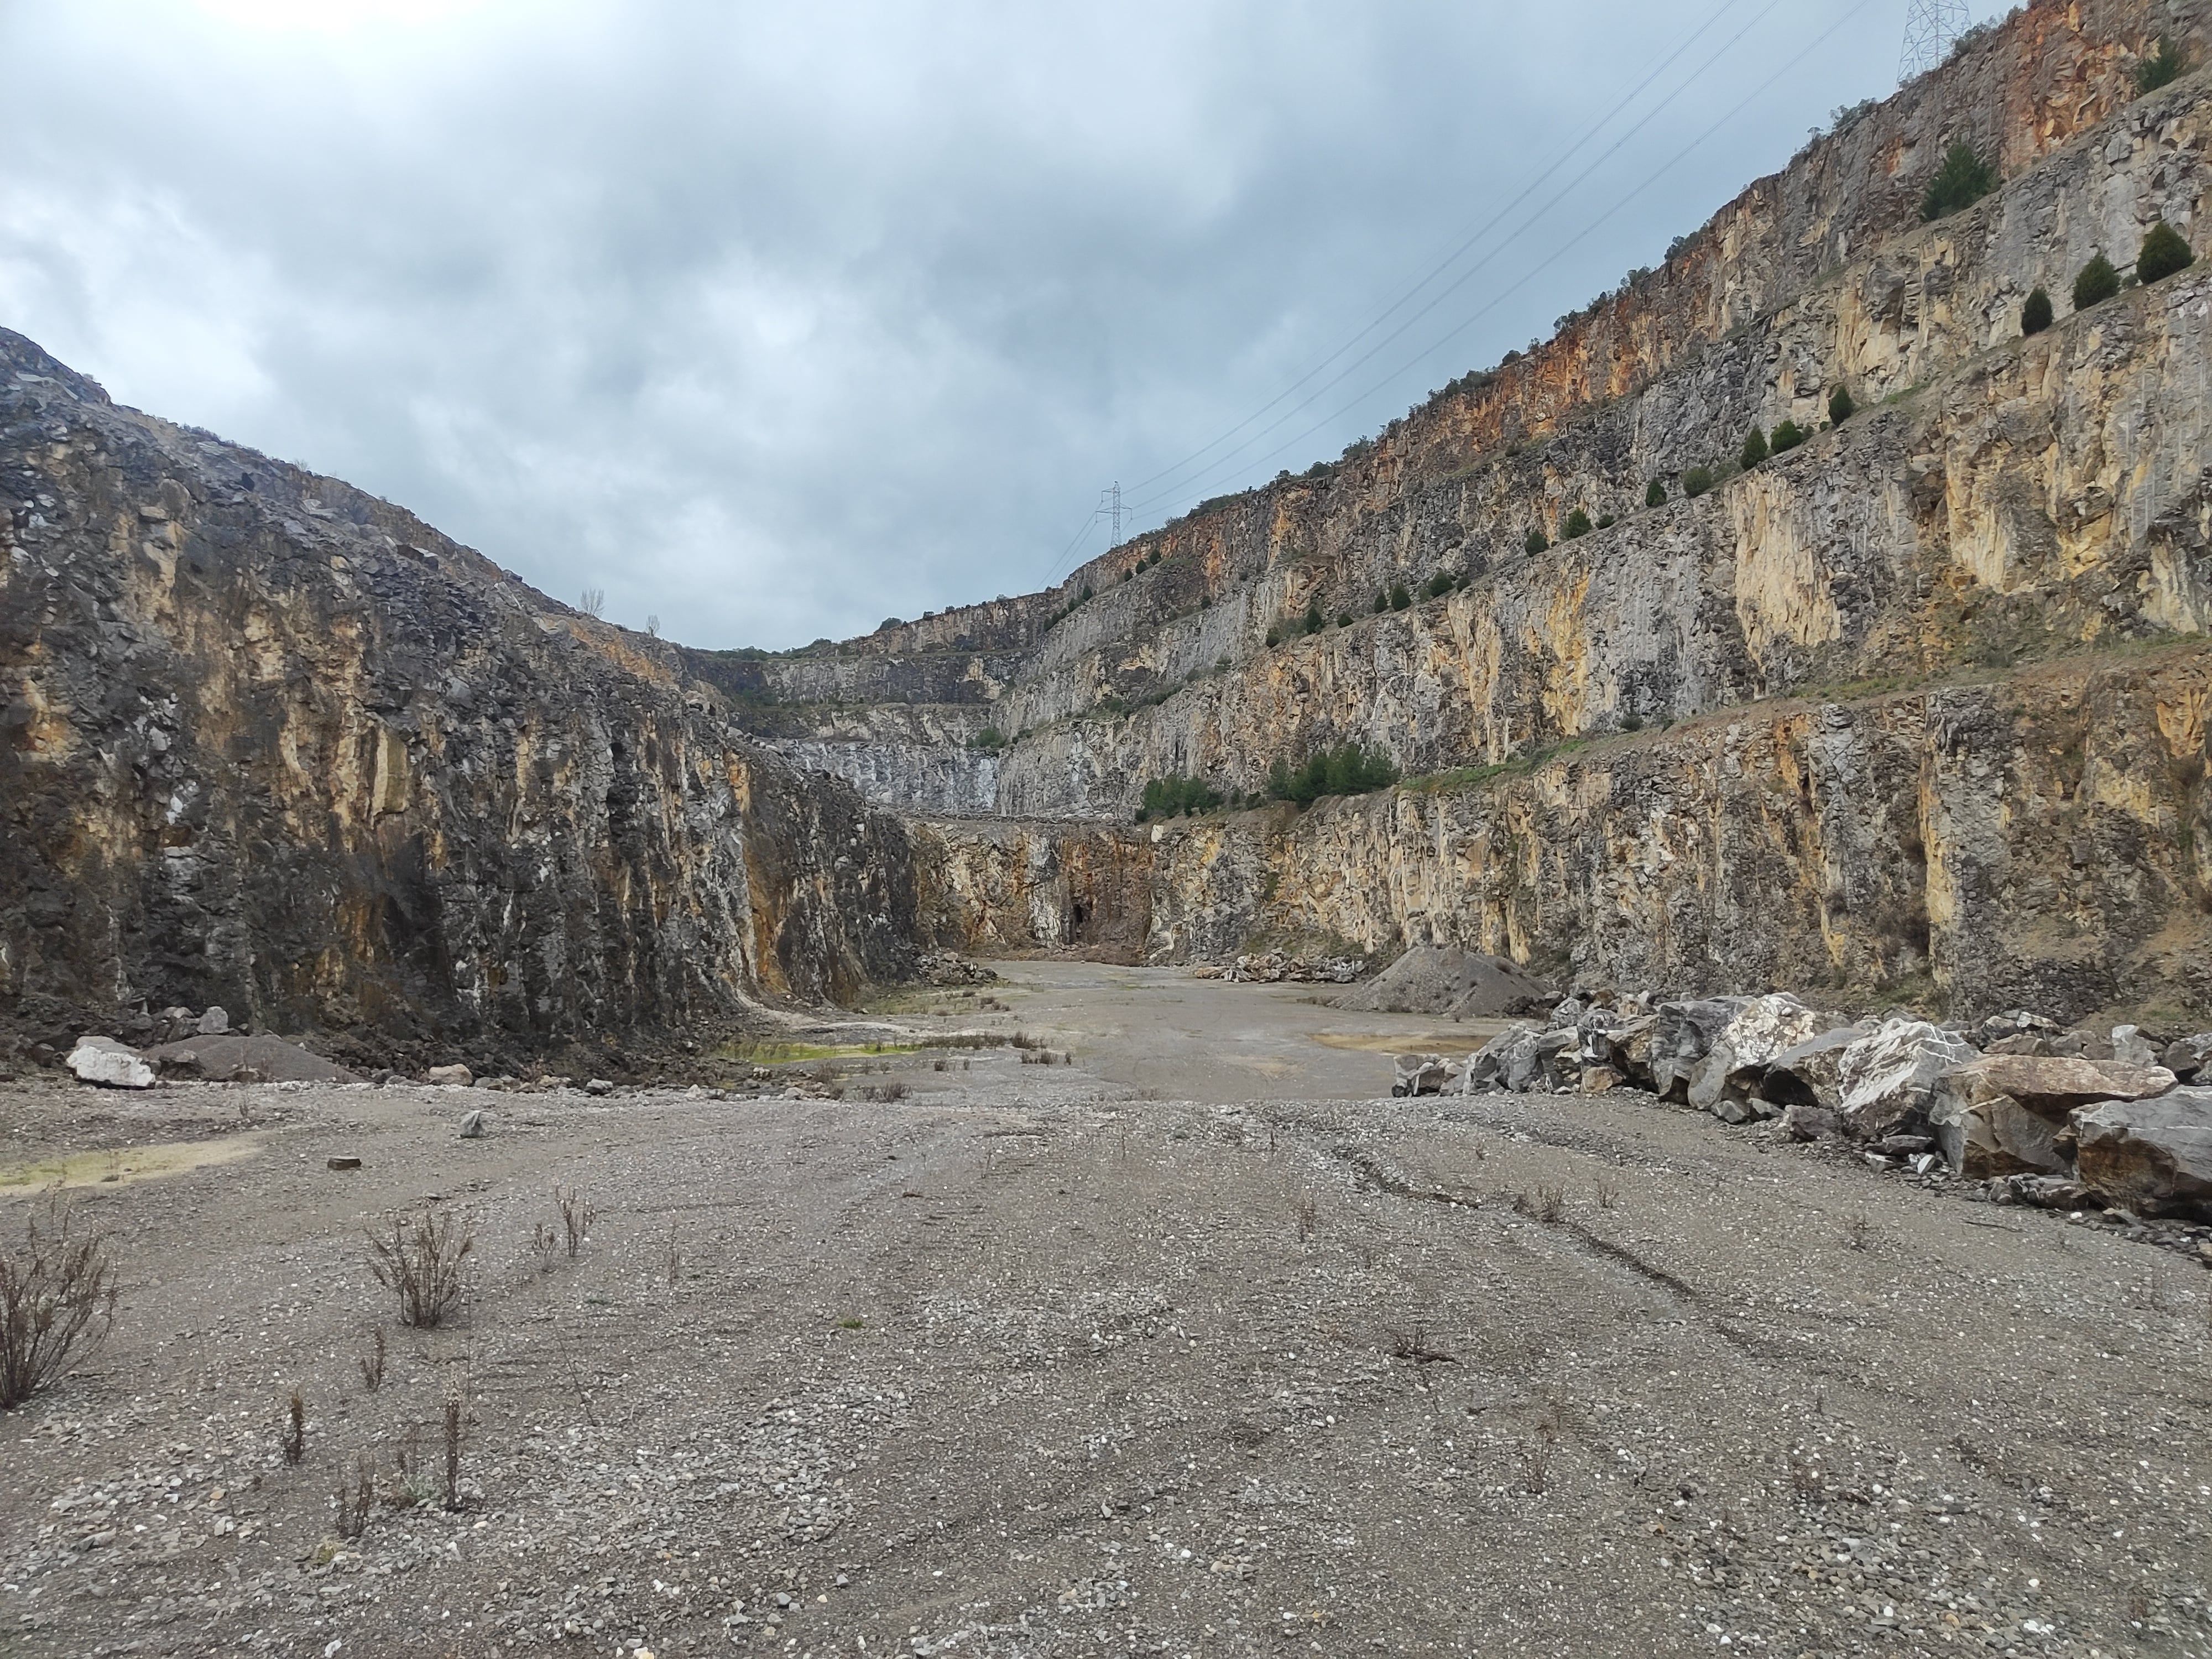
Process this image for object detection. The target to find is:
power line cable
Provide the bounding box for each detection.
[1040,0,1774,586]
[1139,0,1884,525]
[1118,0,1798,521]
[1113,0,1787,517]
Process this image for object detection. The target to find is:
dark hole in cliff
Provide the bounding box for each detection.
[1904,912,1932,956]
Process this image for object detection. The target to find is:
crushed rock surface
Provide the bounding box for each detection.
[1,1009,2208,1658]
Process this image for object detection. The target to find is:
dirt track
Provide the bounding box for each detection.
[2,966,2209,1658]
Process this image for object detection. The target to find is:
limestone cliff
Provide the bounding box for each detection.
[752,0,2212,1024]
[0,332,922,1065]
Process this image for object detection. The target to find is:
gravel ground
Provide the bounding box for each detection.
[2,969,2209,1659]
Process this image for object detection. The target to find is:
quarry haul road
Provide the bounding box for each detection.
[1,969,2207,1658]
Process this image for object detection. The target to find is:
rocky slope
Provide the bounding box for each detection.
[0,333,926,1067]
[734,0,2212,1024]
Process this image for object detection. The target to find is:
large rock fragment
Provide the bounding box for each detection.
[1687,994,1839,1122]
[1648,998,1752,1101]
[1929,1056,2177,1177]
[2158,1034,2212,1082]
[2066,1088,2212,1219]
[1834,1021,1976,1141]
[145,1034,360,1085]
[1752,1027,1865,1114]
[66,1036,157,1089]
[1391,1053,1456,1097]
[1594,1015,1661,1090]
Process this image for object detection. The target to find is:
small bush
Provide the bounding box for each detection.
[2020,287,2053,335]
[969,727,1005,752]
[1265,625,1281,647]
[1645,479,1666,508]
[1138,774,1223,821]
[1595,513,1616,529]
[2136,34,2188,95]
[1682,466,1714,498]
[1388,582,1411,611]
[1337,612,1352,628]
[1372,591,1387,613]
[369,1210,474,1329]
[358,1328,386,1392]
[1770,419,1806,455]
[1563,508,1593,540]
[1921,143,1996,221]
[0,1198,118,1410]
[1740,426,1769,468]
[1426,570,1455,598]
[1265,742,1400,805]
[2074,252,2121,311]
[2138,220,2195,285]
[1827,385,1855,424]
[1524,528,1550,555]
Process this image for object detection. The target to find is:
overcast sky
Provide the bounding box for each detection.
[0,0,1999,649]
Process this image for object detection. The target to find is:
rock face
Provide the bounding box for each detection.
[700,0,2212,1024]
[12,0,2212,1045]
[0,332,928,1062]
[2068,1087,2212,1217]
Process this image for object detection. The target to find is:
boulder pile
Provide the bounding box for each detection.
[1392,993,2212,1223]
[1197,952,1366,985]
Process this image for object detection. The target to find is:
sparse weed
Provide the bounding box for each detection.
[1594,1177,1621,1211]
[1389,1323,1457,1365]
[0,1197,119,1410]
[280,1389,306,1466]
[1521,1438,1553,1494]
[556,1187,595,1261]
[1843,1212,1875,1253]
[442,1396,466,1511]
[1789,1452,1825,1503]
[333,1453,374,1538]
[368,1209,474,1328]
[1292,1188,1319,1243]
[358,1327,386,1392]
[663,1227,681,1290]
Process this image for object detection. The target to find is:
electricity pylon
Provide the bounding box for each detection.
[1096,482,1127,546]
[1901,0,1972,79]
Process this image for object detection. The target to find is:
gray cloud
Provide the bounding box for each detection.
[0,0,1958,647]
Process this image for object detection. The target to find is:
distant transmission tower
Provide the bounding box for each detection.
[1096,481,1127,546]
[1901,0,1972,79]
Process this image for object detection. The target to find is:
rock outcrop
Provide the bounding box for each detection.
[0,332,927,1066]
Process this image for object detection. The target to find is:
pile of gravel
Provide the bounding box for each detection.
[1330,947,1556,1017]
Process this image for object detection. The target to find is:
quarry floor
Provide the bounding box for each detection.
[0,966,2208,1659]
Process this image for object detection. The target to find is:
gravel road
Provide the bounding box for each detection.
[1,967,2207,1658]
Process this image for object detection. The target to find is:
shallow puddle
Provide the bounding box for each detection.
[0,1133,263,1194]
[1311,1030,1498,1055]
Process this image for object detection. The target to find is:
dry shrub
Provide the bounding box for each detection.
[1843,1212,1875,1253]
[556,1187,595,1260]
[1594,1177,1621,1211]
[368,1209,474,1328]
[0,1197,119,1409]
[1291,1188,1319,1243]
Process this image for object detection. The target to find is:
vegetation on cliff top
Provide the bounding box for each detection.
[1921,143,1996,222]
[1266,742,1400,806]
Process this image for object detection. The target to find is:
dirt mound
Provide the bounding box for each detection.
[1331,947,1556,1017]
[144,1034,361,1084]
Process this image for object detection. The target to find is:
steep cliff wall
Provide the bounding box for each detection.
[911,820,1155,961]
[730,0,2212,1022]
[0,332,923,1063]
[1146,643,2212,1022]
